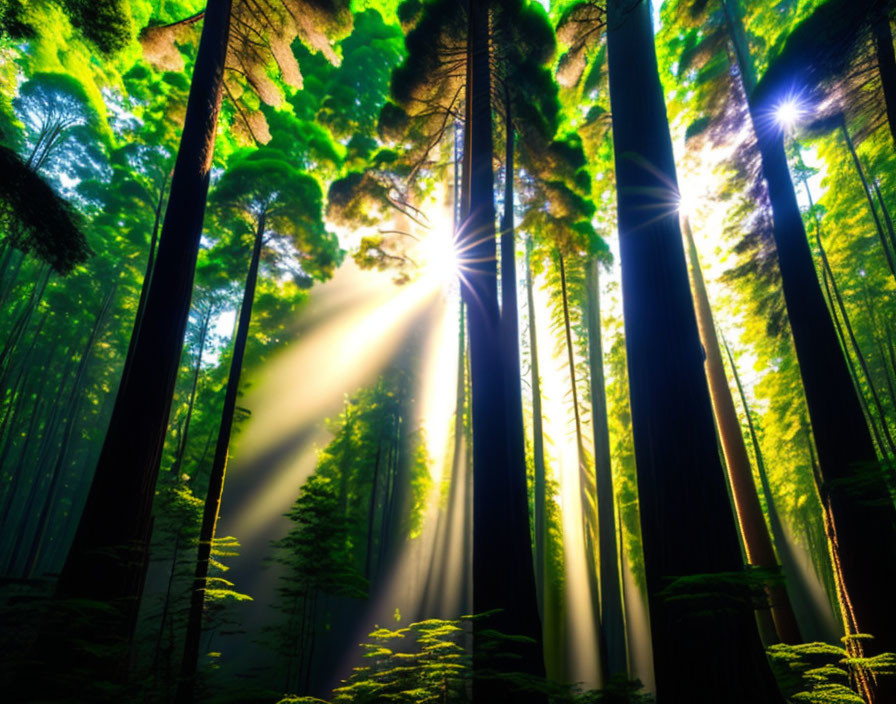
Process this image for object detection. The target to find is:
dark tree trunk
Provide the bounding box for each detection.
[682,218,801,644]
[606,1,782,700]
[53,0,233,674]
[175,212,264,703]
[585,258,628,678]
[500,97,533,633]
[752,88,896,704]
[462,1,542,697]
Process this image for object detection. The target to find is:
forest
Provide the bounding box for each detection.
[1,0,896,701]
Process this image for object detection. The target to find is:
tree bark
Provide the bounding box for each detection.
[175,210,264,703]
[606,1,782,700]
[54,0,233,675]
[500,94,533,635]
[682,217,801,644]
[585,258,628,677]
[463,1,542,697]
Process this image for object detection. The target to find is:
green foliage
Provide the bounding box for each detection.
[768,637,896,703]
[60,0,133,54]
[277,615,654,704]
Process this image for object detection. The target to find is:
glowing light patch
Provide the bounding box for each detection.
[419,228,460,284]
[774,98,804,130]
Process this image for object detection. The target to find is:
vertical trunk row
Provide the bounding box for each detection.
[753,93,896,704]
[606,1,783,700]
[55,0,233,674]
[839,119,896,281]
[723,1,896,697]
[175,212,265,703]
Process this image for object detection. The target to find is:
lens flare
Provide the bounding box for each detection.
[774,98,804,130]
[418,227,460,284]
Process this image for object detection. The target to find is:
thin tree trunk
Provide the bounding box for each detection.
[585,257,628,676]
[808,200,896,458]
[558,251,603,667]
[607,1,782,700]
[839,118,896,280]
[22,281,118,578]
[0,264,51,373]
[152,530,183,685]
[723,335,842,642]
[870,176,896,278]
[175,212,264,703]
[682,217,801,644]
[55,0,234,673]
[525,238,547,616]
[172,304,213,476]
[0,249,25,312]
[725,0,896,693]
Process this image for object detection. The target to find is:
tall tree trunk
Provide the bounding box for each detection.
[725,2,896,696]
[606,1,782,700]
[500,94,532,630]
[525,238,547,617]
[462,1,542,696]
[54,0,233,674]
[873,9,896,152]
[172,304,214,476]
[175,211,264,703]
[723,336,842,642]
[585,258,628,677]
[558,251,603,671]
[682,217,801,644]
